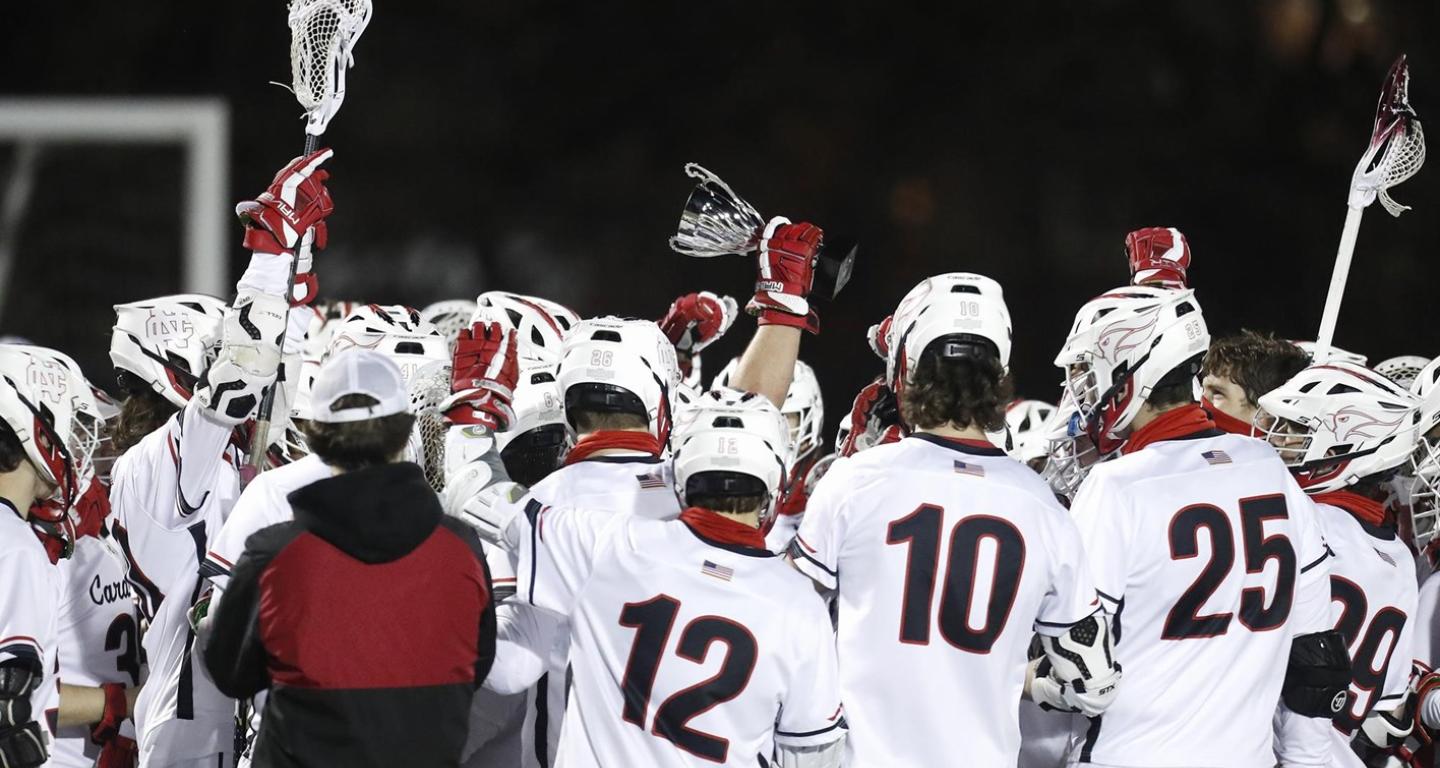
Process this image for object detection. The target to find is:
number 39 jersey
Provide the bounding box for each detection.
[52,533,142,768]
[790,434,1100,768]
[515,503,845,768]
[1068,432,1331,768]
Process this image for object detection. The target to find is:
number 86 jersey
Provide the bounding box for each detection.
[790,434,1102,768]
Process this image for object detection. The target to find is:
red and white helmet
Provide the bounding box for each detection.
[557,317,679,444]
[1054,286,1209,454]
[1005,399,1057,465]
[1255,361,1421,494]
[110,294,227,407]
[419,299,479,347]
[473,291,579,365]
[1405,357,1440,550]
[326,304,449,386]
[712,357,826,465]
[1375,355,1430,391]
[672,389,791,527]
[885,273,1012,414]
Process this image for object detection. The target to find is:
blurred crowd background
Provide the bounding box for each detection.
[1,0,1435,440]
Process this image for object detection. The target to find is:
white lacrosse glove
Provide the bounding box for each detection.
[450,480,528,551]
[196,290,288,425]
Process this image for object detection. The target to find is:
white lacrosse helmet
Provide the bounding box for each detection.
[1055,286,1209,454]
[1375,355,1430,391]
[712,357,826,464]
[0,346,98,511]
[420,299,479,346]
[473,291,580,365]
[1255,361,1421,494]
[1038,389,1108,499]
[886,274,1012,409]
[110,294,227,408]
[1406,358,1440,548]
[496,361,571,486]
[672,389,791,527]
[1294,341,1368,366]
[326,304,449,386]
[557,317,680,444]
[1006,399,1057,465]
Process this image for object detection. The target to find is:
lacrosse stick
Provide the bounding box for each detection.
[1313,54,1425,362]
[248,0,373,471]
[669,163,858,301]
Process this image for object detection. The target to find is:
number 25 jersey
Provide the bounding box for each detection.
[790,434,1101,768]
[1068,432,1331,768]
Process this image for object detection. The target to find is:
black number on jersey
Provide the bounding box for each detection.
[1330,576,1408,734]
[104,613,142,686]
[617,595,759,763]
[886,505,1026,653]
[1163,495,1295,640]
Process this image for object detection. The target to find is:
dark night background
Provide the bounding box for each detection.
[1,1,1436,444]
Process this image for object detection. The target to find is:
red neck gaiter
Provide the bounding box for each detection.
[564,431,661,466]
[1314,490,1389,527]
[680,507,767,550]
[1122,404,1217,456]
[1202,397,1256,436]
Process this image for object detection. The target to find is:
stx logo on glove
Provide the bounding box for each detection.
[145,311,196,347]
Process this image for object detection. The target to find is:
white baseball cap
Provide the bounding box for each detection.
[310,348,411,423]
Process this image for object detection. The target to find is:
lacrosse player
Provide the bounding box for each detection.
[0,345,99,768]
[1254,362,1422,764]
[478,390,847,767]
[1200,331,1312,436]
[117,149,331,768]
[790,273,1118,767]
[1055,285,1346,766]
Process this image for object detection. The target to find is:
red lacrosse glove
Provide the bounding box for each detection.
[837,379,902,457]
[97,734,138,768]
[72,475,111,540]
[659,292,739,355]
[1125,227,1190,289]
[90,683,129,745]
[236,149,335,256]
[867,315,893,360]
[442,322,520,431]
[747,217,823,334]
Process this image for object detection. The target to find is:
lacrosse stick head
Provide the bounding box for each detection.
[289,0,373,137]
[669,164,766,258]
[1350,54,1426,216]
[407,360,452,493]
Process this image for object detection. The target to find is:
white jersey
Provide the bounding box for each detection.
[1068,432,1332,768]
[1311,503,1418,768]
[517,452,683,767]
[515,504,844,767]
[201,453,331,591]
[1416,570,1440,670]
[110,402,241,620]
[791,434,1100,768]
[52,532,141,768]
[0,505,62,758]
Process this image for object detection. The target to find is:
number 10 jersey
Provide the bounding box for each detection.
[791,434,1101,767]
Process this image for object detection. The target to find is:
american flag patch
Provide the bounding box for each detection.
[953,460,985,477]
[1201,450,1232,465]
[637,473,667,489]
[701,560,734,582]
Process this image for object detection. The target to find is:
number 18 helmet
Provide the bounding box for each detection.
[1256,361,1421,494]
[884,273,1012,421]
[1054,286,1209,454]
[110,294,227,406]
[556,317,680,444]
[672,389,791,527]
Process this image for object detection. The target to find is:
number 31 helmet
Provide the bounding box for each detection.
[672,389,791,527]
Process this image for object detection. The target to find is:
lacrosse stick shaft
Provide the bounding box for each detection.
[1313,204,1365,362]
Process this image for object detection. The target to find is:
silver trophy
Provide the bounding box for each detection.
[669,163,856,299]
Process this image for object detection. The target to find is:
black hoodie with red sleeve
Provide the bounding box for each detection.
[203,461,496,768]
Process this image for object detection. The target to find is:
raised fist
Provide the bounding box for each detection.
[1125,227,1190,289]
[659,292,739,356]
[867,315,893,360]
[442,321,520,431]
[837,379,902,457]
[236,149,335,255]
[747,217,823,334]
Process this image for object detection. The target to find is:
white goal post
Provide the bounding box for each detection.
[0,98,231,305]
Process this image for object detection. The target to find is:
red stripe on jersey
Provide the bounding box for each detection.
[795,534,819,554]
[258,528,488,689]
[206,551,234,568]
